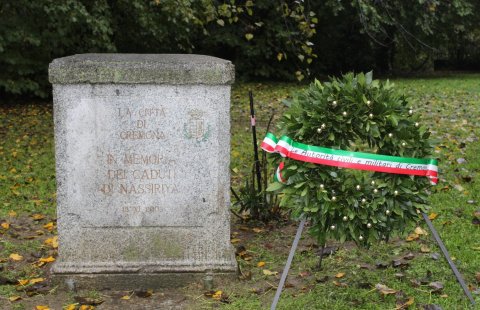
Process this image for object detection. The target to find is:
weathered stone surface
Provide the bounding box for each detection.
[50,54,237,288]
[49,54,234,85]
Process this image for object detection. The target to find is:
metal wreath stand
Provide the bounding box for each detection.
[270,214,476,309]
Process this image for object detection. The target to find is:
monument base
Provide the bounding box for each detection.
[50,260,238,290]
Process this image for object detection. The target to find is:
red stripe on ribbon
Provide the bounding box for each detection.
[288,152,438,179]
[260,142,275,153]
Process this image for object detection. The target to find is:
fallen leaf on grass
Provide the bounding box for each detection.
[44,236,58,248]
[79,306,95,310]
[406,233,419,242]
[74,296,104,305]
[29,278,45,284]
[394,273,405,279]
[43,222,55,231]
[420,245,431,253]
[25,282,50,296]
[332,280,348,287]
[36,306,50,310]
[375,283,397,295]
[410,279,421,287]
[1,222,10,229]
[212,290,223,300]
[299,271,311,278]
[251,287,264,295]
[64,305,77,310]
[18,279,30,286]
[235,245,252,261]
[392,259,409,268]
[120,294,131,300]
[257,261,265,267]
[230,238,241,244]
[428,213,438,220]
[429,281,444,293]
[134,289,153,298]
[39,256,56,263]
[252,227,264,233]
[239,270,252,280]
[9,253,23,261]
[414,227,428,235]
[8,295,22,301]
[32,214,45,221]
[335,272,345,278]
[396,296,414,309]
[8,210,17,217]
[263,269,278,276]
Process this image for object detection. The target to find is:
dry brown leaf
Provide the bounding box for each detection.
[242,255,253,261]
[332,280,348,287]
[212,290,223,300]
[406,233,419,242]
[257,261,265,267]
[18,279,29,286]
[29,278,45,284]
[375,283,397,295]
[335,272,345,278]
[230,238,241,244]
[32,214,45,220]
[43,222,55,230]
[252,228,264,233]
[396,297,414,309]
[39,256,55,263]
[8,295,22,302]
[134,289,153,298]
[44,236,58,248]
[414,227,428,235]
[262,269,278,276]
[420,245,431,253]
[9,253,23,261]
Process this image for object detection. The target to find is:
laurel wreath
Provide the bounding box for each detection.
[272,72,435,245]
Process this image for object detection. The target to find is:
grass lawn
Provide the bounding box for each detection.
[1,74,479,309]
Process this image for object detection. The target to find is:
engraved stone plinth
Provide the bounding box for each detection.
[49,54,237,289]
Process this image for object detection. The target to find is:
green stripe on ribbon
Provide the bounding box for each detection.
[277,135,437,166]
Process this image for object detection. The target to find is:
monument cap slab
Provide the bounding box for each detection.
[49,53,235,85]
[50,54,237,289]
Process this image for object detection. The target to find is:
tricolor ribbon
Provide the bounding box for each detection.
[261,133,438,185]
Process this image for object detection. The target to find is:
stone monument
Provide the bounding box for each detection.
[49,54,237,289]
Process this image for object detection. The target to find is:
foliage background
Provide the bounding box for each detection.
[1,0,479,98]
